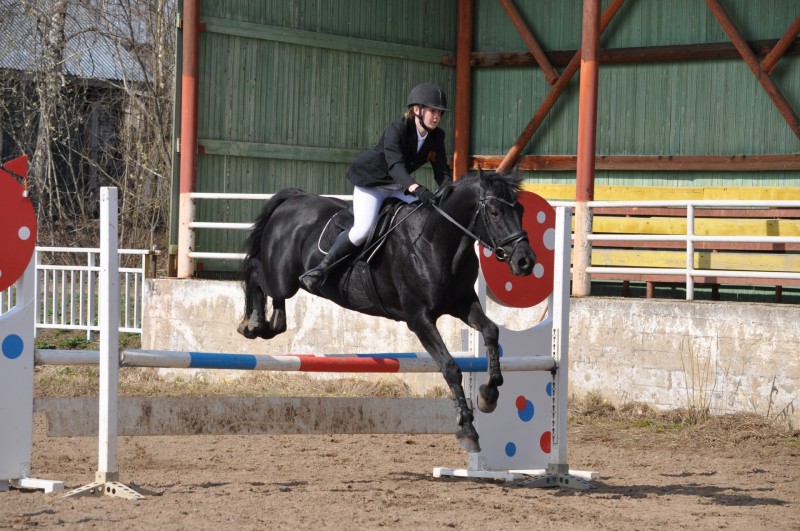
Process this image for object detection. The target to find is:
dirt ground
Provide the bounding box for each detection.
[2,414,799,530]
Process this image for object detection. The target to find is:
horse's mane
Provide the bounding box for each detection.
[448,170,523,203]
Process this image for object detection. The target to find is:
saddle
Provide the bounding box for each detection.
[317,198,406,263]
[317,198,408,316]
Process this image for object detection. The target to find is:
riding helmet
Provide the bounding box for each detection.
[406,83,448,112]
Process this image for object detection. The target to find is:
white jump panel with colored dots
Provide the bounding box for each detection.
[468,320,555,472]
[0,260,36,481]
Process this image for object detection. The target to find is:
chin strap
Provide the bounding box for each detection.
[415,107,436,134]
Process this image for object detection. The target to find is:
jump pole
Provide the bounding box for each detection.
[64,188,145,500]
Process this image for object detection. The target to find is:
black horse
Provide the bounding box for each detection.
[238,171,536,452]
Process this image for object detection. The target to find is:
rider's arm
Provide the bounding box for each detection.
[382,120,416,192]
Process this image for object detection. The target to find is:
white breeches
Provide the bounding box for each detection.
[347,184,416,246]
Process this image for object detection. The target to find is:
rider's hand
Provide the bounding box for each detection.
[412,185,436,205]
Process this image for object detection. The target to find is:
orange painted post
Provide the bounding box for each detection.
[573,0,601,297]
[453,0,473,181]
[178,0,200,278]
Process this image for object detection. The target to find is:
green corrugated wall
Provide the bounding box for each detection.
[175,0,800,274]
[188,0,457,272]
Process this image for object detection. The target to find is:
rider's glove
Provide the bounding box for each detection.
[412,185,436,205]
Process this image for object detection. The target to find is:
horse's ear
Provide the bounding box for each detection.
[478,166,487,186]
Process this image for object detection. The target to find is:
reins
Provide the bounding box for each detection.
[327,183,528,270]
[431,186,528,263]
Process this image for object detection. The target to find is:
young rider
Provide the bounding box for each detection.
[299,82,453,293]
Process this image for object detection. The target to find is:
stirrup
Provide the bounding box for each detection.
[299,267,325,292]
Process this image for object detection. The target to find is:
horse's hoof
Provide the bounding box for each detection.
[257,327,277,340]
[456,429,481,453]
[237,321,259,339]
[477,384,499,413]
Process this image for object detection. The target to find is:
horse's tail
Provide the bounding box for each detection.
[242,188,306,284]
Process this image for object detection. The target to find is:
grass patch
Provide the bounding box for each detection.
[568,391,799,445]
[34,329,140,351]
[34,365,449,399]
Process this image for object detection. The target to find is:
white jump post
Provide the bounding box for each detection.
[65,187,145,499]
[0,258,64,494]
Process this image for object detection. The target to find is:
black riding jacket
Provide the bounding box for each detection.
[346,117,451,192]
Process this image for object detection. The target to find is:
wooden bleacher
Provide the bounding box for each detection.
[523,184,800,301]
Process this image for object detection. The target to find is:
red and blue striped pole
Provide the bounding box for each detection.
[120,349,555,373]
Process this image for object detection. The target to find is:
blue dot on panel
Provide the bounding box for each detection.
[517,400,534,422]
[546,381,553,397]
[505,441,516,457]
[498,344,504,357]
[2,334,24,360]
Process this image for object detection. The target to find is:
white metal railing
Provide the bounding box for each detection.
[187,192,349,261]
[0,247,156,337]
[187,193,800,301]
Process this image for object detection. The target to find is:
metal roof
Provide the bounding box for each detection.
[0,0,145,82]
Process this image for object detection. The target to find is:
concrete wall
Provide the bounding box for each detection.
[142,279,800,425]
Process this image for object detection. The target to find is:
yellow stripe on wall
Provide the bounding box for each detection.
[523,184,800,201]
[592,249,800,272]
[592,217,800,236]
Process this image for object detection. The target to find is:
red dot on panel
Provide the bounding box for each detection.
[540,431,551,454]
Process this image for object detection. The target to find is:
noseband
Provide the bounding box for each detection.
[431,186,529,263]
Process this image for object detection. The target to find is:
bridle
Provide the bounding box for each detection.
[431,186,529,262]
[352,183,529,266]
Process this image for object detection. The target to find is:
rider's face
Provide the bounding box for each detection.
[415,106,442,132]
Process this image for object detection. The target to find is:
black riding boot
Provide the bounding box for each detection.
[299,231,359,293]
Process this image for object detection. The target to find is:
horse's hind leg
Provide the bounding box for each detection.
[261,298,286,339]
[238,257,269,339]
[463,299,503,414]
[238,256,288,340]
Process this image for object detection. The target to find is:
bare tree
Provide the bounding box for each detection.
[25,0,70,239]
[2,0,175,254]
[88,0,175,249]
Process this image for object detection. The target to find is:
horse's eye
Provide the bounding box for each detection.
[489,208,500,218]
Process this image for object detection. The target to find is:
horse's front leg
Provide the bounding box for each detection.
[462,298,502,414]
[407,315,480,453]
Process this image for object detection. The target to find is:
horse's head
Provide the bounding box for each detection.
[472,170,536,276]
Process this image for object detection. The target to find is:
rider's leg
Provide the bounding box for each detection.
[299,230,359,293]
[347,185,388,246]
[299,184,399,294]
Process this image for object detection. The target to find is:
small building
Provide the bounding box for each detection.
[0,0,145,199]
